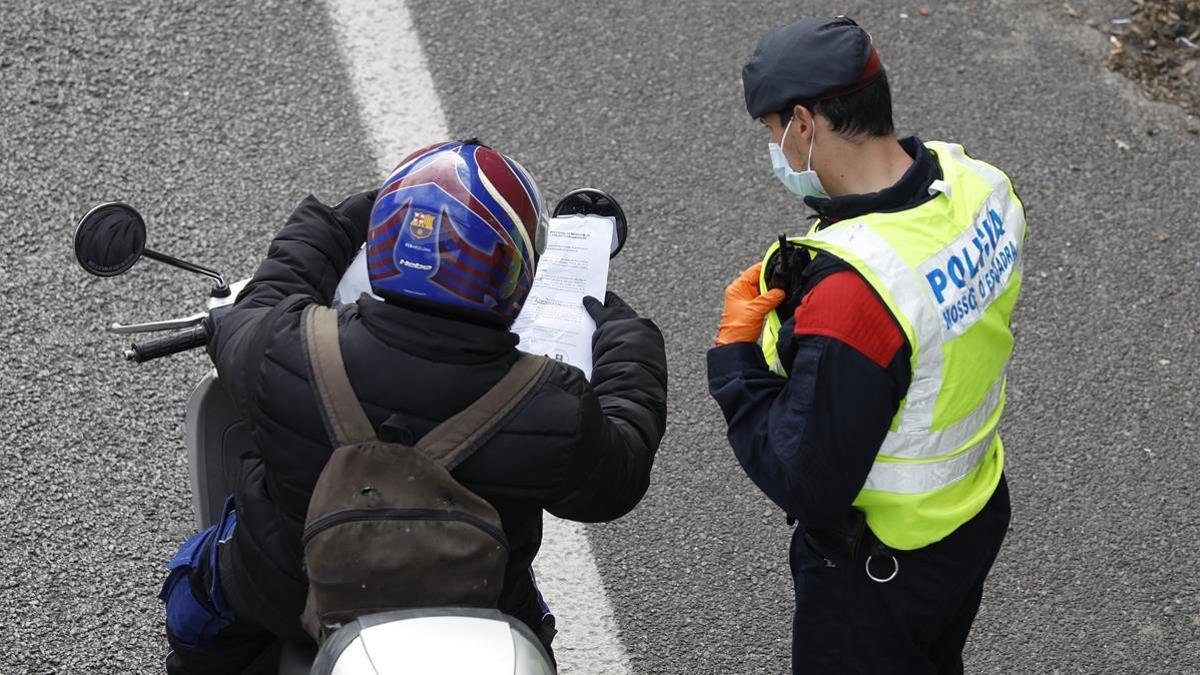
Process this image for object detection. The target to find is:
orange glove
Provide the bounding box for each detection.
[714,263,787,346]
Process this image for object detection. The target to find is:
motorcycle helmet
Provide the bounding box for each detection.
[367,140,548,325]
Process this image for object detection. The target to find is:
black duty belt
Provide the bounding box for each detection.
[795,509,900,584]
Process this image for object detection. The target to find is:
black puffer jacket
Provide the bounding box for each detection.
[207,192,668,641]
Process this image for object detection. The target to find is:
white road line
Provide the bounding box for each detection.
[323,0,446,177]
[322,1,633,672]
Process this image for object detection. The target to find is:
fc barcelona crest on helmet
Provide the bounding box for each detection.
[408,211,435,239]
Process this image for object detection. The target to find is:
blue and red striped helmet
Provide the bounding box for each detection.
[367,140,548,324]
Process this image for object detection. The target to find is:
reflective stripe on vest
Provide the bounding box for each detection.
[864,429,996,494]
[758,141,1026,548]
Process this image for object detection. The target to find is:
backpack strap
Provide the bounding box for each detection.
[302,304,378,446]
[416,353,550,470]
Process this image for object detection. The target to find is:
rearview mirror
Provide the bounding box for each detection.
[552,188,629,259]
[72,201,230,296]
[73,202,147,277]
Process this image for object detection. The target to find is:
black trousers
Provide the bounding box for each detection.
[790,477,1011,674]
[166,619,280,675]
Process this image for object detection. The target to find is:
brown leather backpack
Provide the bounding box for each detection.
[298,305,549,641]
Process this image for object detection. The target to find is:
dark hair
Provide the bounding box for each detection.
[780,71,895,138]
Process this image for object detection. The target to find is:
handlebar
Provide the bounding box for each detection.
[125,322,210,363]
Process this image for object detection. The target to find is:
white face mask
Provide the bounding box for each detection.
[768,117,827,199]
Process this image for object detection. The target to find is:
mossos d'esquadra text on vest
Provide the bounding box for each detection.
[918,195,1020,335]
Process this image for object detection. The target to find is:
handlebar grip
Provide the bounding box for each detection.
[126,323,210,363]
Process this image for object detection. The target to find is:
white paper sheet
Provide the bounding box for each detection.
[511,215,613,379]
[333,214,613,378]
[333,244,380,305]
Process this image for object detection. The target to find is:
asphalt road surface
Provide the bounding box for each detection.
[2,0,1198,672]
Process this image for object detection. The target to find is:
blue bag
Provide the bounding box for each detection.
[159,497,238,648]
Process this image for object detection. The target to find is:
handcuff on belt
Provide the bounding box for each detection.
[865,541,900,584]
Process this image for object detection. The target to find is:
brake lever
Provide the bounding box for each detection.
[108,312,208,334]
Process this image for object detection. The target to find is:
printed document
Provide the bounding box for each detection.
[511,215,614,379]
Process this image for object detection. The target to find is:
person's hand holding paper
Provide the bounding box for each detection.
[582,292,639,327]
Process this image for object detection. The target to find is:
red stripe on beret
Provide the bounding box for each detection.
[797,47,885,106]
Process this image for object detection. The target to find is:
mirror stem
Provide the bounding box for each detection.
[142,248,231,297]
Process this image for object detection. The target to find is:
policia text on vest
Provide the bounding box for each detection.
[922,200,1020,334]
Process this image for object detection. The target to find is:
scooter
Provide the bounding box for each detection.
[72,190,629,674]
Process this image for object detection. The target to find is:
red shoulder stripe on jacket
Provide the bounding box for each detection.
[793,270,904,369]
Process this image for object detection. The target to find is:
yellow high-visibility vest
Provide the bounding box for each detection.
[758,142,1026,550]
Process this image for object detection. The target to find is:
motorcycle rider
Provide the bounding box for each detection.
[158,139,669,673]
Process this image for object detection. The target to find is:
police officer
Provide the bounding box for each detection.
[707,17,1026,673]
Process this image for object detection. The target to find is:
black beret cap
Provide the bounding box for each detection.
[742,16,883,119]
